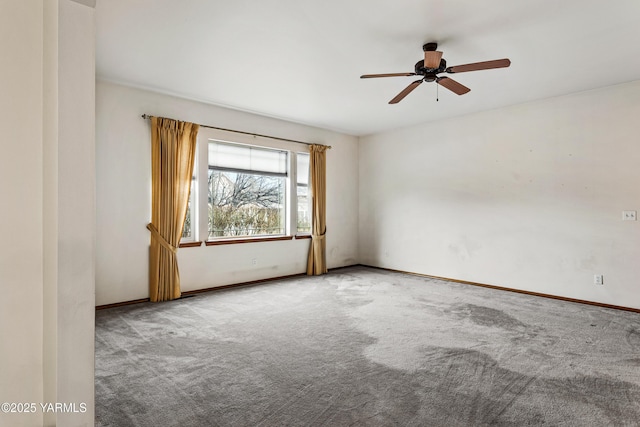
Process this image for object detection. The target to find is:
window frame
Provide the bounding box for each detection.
[185,127,311,245]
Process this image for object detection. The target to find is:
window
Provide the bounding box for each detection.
[208,141,287,239]
[181,156,197,242]
[296,153,311,234]
[181,131,311,244]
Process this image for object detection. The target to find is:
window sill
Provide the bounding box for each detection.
[295,234,312,239]
[179,241,203,248]
[205,235,294,246]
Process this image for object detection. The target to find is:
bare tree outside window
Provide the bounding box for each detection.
[182,205,192,238]
[208,170,285,238]
[182,176,196,239]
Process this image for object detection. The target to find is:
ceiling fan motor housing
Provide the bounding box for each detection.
[423,42,438,52]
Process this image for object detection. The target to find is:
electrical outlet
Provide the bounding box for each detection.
[622,211,637,221]
[251,258,257,266]
[594,275,604,285]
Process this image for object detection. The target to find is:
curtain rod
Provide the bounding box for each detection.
[141,114,331,149]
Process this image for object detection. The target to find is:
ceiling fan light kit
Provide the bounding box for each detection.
[361,42,511,104]
[423,42,443,69]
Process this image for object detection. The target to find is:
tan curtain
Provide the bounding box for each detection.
[306,144,328,275]
[148,117,199,302]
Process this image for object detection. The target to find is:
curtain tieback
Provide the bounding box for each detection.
[147,223,178,254]
[311,232,326,241]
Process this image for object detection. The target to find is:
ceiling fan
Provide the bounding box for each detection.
[360,42,511,104]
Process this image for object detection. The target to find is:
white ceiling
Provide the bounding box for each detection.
[96,0,640,136]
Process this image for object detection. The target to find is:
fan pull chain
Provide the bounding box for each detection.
[436,82,439,102]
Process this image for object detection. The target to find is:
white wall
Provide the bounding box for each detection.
[55,1,96,425]
[0,1,45,425]
[43,1,59,424]
[96,81,359,306]
[360,81,640,310]
[1,1,95,426]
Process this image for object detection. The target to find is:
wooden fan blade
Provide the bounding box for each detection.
[360,72,416,78]
[424,51,443,69]
[446,58,511,74]
[389,79,423,104]
[436,77,470,95]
